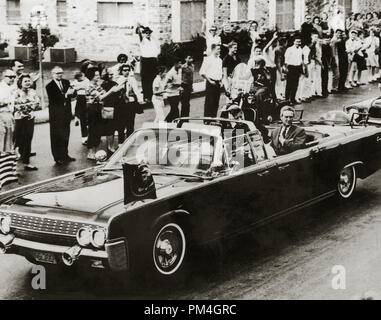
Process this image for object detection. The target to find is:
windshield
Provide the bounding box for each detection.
[105,128,217,175]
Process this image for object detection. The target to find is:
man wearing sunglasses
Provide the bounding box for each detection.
[115,64,144,145]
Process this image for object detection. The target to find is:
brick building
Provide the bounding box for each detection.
[0,0,380,62]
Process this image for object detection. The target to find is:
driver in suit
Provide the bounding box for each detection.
[271,106,307,155]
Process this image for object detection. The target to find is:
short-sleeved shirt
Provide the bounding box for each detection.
[223,54,242,77]
[165,67,182,97]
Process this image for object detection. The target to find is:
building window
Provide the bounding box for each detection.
[237,0,248,20]
[97,1,134,26]
[180,0,206,41]
[231,0,249,21]
[6,0,21,24]
[337,0,352,17]
[57,0,68,25]
[276,0,295,30]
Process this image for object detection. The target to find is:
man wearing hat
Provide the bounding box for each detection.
[136,23,160,102]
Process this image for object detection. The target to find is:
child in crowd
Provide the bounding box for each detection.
[152,66,167,123]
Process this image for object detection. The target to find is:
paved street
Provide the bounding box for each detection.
[1,83,381,299]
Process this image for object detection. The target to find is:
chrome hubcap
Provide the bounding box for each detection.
[339,168,354,195]
[153,224,185,275]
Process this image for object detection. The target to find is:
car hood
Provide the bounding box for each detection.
[1,169,193,224]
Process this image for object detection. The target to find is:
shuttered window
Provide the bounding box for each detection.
[276,0,295,30]
[6,0,21,24]
[57,0,68,25]
[180,0,206,41]
[97,1,134,26]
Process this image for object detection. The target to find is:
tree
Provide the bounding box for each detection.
[17,24,59,67]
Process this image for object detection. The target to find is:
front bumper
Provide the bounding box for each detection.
[0,233,129,272]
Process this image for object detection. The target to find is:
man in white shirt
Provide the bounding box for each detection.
[136,25,160,102]
[203,24,222,56]
[200,44,223,117]
[163,58,183,122]
[284,37,304,105]
[346,30,362,86]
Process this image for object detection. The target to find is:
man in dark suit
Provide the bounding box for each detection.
[46,66,76,165]
[271,106,307,155]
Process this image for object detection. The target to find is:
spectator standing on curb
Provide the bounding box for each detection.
[263,33,279,101]
[72,71,90,145]
[164,58,183,122]
[364,28,380,83]
[152,66,167,123]
[310,32,323,97]
[115,64,144,145]
[180,55,194,118]
[321,34,334,97]
[46,66,76,165]
[200,44,223,117]
[0,70,16,153]
[0,70,17,189]
[223,42,241,97]
[202,21,222,57]
[136,24,160,102]
[284,37,304,106]
[13,74,41,171]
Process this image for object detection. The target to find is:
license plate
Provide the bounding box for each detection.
[32,251,57,265]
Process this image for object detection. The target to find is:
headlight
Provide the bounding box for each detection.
[76,227,92,247]
[0,216,12,235]
[91,229,106,249]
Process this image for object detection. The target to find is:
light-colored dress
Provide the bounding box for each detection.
[365,36,380,67]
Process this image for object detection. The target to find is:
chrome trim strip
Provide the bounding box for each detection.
[12,237,108,259]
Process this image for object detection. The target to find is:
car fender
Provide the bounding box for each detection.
[344,161,365,178]
[150,209,191,231]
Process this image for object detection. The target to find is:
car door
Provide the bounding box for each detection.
[219,131,281,232]
[270,149,316,213]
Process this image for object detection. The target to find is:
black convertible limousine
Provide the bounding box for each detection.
[1,115,381,280]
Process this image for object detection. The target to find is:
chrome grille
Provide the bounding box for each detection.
[14,229,76,246]
[0,212,102,246]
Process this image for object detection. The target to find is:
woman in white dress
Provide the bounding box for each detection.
[364,28,380,82]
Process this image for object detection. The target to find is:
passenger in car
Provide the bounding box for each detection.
[270,106,307,155]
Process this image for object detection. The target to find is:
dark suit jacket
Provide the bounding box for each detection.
[46,79,73,126]
[271,125,307,155]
